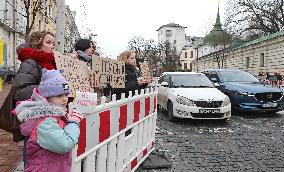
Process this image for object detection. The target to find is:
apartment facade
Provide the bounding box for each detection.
[64,5,80,53]
[0,0,81,74]
[157,23,187,55]
[0,0,57,71]
[180,47,196,71]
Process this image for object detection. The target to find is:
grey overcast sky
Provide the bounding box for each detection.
[65,0,225,58]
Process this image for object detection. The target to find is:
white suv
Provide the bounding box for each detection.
[157,72,231,121]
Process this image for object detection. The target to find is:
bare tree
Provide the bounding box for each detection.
[128,36,181,74]
[224,0,284,40]
[203,30,233,68]
[158,41,181,71]
[22,0,46,38]
[128,36,146,58]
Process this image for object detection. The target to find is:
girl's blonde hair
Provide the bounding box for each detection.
[118,51,135,63]
[26,31,54,49]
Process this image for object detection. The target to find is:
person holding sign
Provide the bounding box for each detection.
[12,69,82,172]
[71,39,95,67]
[0,31,57,142]
[112,51,150,100]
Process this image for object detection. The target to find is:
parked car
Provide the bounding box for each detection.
[202,69,284,113]
[157,72,231,121]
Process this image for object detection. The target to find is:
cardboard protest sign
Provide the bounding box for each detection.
[54,51,91,97]
[73,91,97,115]
[139,62,152,81]
[91,55,125,88]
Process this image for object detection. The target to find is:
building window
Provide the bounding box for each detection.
[190,51,193,58]
[47,5,53,19]
[185,52,187,58]
[246,57,249,68]
[260,53,264,67]
[166,30,172,37]
[174,40,176,44]
[184,63,187,70]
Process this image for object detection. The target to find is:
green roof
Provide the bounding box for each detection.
[229,29,284,51]
[214,5,222,31]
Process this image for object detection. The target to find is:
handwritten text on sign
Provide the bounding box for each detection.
[91,56,125,88]
[54,51,91,97]
[140,62,152,81]
[74,91,97,115]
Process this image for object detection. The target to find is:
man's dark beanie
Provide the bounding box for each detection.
[74,39,94,51]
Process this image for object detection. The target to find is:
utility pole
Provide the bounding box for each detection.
[55,0,65,53]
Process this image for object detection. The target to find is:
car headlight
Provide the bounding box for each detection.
[235,91,250,96]
[222,96,231,107]
[176,96,196,106]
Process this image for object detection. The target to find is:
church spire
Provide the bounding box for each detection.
[214,2,222,31]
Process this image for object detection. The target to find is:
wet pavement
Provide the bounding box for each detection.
[139,110,284,172]
[0,83,23,172]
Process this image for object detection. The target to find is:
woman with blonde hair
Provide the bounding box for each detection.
[112,51,149,100]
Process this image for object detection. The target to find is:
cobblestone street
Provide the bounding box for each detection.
[141,110,284,172]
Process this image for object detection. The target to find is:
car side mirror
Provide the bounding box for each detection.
[160,81,169,87]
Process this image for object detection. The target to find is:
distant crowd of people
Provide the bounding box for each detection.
[258,71,283,87]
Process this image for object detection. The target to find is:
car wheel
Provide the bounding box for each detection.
[167,101,176,121]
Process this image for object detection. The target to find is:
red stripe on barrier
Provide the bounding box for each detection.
[131,158,138,170]
[99,110,110,143]
[143,148,148,157]
[119,104,127,131]
[154,96,157,111]
[133,100,140,123]
[77,118,86,156]
[145,97,150,116]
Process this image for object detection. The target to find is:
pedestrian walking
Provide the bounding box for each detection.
[112,51,150,100]
[12,69,82,172]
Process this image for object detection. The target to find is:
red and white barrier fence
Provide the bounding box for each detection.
[71,87,158,172]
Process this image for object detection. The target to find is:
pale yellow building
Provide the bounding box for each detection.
[1,0,82,73]
[180,47,196,71]
[192,30,284,76]
[30,0,57,34]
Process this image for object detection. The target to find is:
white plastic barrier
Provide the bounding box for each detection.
[71,87,158,172]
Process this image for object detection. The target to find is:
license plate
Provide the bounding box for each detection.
[262,103,277,108]
[199,109,220,114]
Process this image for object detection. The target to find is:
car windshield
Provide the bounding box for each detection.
[218,70,260,82]
[171,74,214,88]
